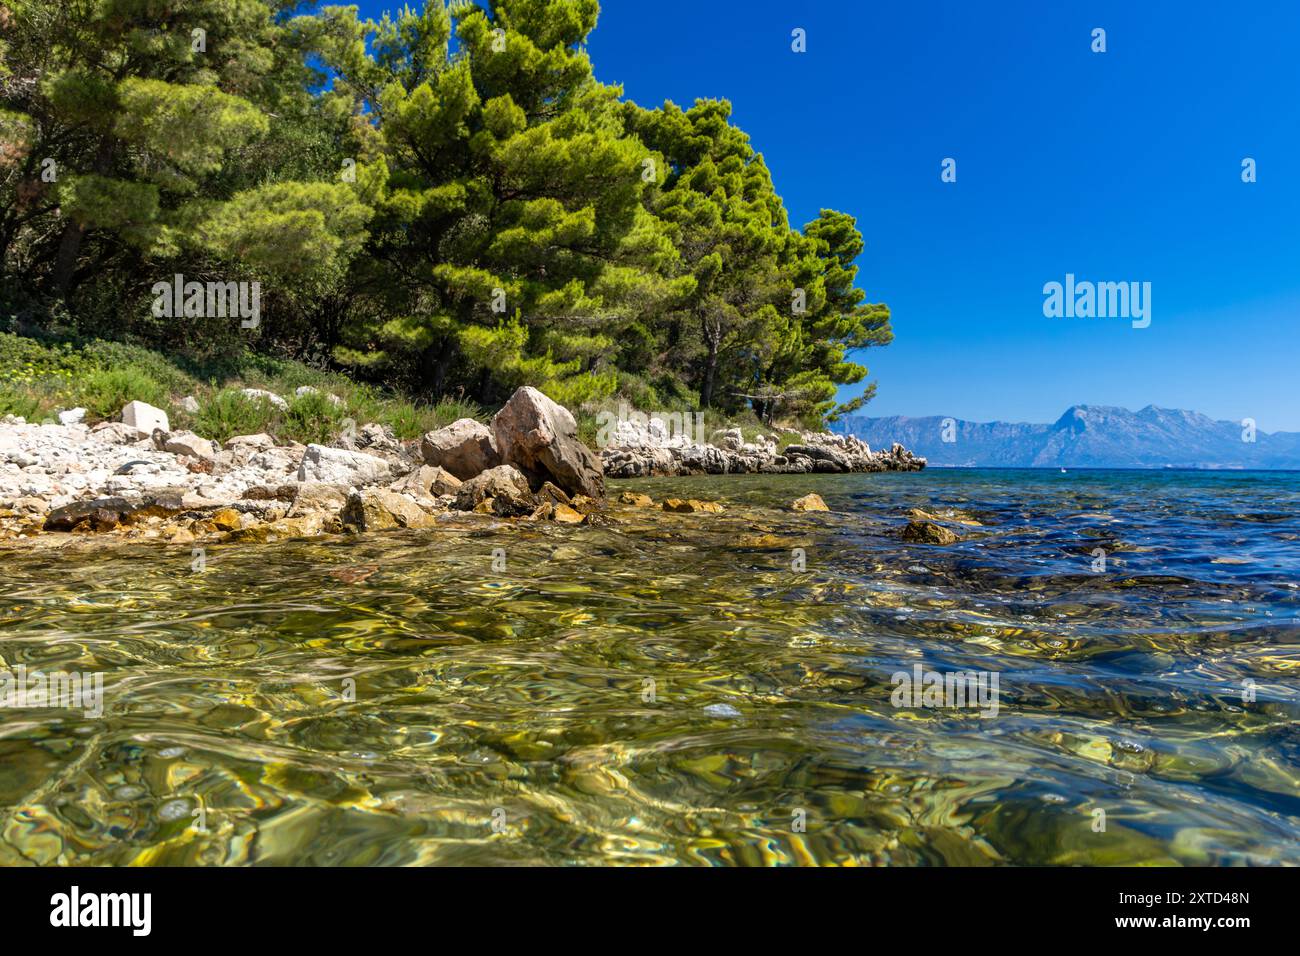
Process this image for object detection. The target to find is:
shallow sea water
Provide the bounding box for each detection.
[1,468,1297,865]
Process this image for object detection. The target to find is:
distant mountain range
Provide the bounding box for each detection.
[837,405,1300,469]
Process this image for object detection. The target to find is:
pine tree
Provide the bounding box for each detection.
[625,98,794,412]
[313,0,682,405]
[0,0,371,328]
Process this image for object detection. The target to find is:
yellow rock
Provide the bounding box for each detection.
[618,491,655,508]
[553,504,585,523]
[210,508,243,531]
[223,524,272,544]
[791,493,829,512]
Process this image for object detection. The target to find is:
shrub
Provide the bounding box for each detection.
[0,333,88,382]
[0,385,42,420]
[281,389,345,445]
[79,366,169,421]
[195,389,279,441]
[81,340,194,396]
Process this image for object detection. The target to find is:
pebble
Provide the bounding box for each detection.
[704,703,742,718]
[158,799,191,821]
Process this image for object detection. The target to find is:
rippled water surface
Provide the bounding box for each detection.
[2,468,1298,865]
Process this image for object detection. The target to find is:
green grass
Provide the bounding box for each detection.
[0,331,491,445]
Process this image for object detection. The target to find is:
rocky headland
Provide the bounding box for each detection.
[601,417,926,478]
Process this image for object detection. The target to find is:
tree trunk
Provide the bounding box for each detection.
[699,334,720,408]
[51,221,85,301]
[51,136,115,301]
[420,336,456,398]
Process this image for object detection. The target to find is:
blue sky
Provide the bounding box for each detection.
[354,1,1300,431]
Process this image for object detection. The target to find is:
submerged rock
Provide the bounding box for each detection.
[663,498,724,514]
[907,507,982,527]
[790,493,829,512]
[617,491,655,508]
[902,520,958,545]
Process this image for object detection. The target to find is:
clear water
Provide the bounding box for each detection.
[1,468,1297,865]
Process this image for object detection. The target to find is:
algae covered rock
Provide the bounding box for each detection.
[454,464,537,517]
[902,520,958,545]
[663,498,724,514]
[342,489,436,531]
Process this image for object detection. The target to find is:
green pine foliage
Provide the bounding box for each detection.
[0,0,892,430]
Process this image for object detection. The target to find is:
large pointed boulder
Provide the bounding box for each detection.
[491,386,604,500]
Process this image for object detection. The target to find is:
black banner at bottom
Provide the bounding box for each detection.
[0,865,1274,943]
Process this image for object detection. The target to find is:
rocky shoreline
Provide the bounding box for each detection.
[601,418,926,478]
[0,386,929,548]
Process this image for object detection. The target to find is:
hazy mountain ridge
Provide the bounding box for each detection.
[838,405,1300,468]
